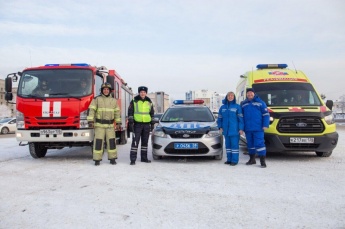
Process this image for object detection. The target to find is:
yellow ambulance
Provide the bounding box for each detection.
[236,64,338,157]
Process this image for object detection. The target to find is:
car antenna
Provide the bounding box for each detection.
[292,61,297,74]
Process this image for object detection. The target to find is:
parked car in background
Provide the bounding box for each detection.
[0,118,16,134]
[151,100,223,160]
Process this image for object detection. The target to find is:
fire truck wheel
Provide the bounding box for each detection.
[29,143,48,159]
[119,130,127,145]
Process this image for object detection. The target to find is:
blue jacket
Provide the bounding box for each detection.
[217,95,244,136]
[241,94,270,132]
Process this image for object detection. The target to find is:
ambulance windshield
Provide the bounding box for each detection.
[17,69,93,98]
[253,82,322,106]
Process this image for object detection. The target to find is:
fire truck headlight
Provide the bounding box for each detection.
[16,111,25,129]
[79,110,88,128]
[325,114,335,125]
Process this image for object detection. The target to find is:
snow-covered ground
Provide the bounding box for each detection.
[0,125,344,228]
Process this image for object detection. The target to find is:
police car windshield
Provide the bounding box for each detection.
[161,107,215,122]
[253,82,322,106]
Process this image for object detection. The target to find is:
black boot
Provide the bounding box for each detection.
[110,159,116,165]
[246,154,256,165]
[260,156,267,168]
[141,158,151,163]
[224,161,231,164]
[130,161,136,165]
[94,161,100,166]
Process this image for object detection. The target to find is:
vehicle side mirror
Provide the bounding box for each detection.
[152,118,159,123]
[5,92,13,101]
[326,100,333,111]
[5,77,12,92]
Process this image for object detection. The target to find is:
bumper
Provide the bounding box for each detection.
[152,135,223,157]
[264,132,338,152]
[16,129,94,143]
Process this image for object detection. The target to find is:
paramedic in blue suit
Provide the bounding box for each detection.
[217,91,244,166]
[241,88,270,168]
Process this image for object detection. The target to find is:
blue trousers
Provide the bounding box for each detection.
[224,135,240,164]
[245,131,266,156]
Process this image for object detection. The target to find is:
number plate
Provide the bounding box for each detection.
[174,143,198,149]
[290,137,314,143]
[40,129,62,135]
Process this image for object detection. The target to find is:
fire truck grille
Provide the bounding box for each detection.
[277,117,324,133]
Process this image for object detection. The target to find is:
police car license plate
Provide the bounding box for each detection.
[290,137,314,143]
[40,129,62,135]
[174,143,198,149]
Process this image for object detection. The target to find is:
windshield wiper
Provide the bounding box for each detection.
[25,95,46,101]
[49,93,81,101]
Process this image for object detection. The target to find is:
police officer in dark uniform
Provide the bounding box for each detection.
[128,86,154,165]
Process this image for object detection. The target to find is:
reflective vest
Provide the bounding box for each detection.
[133,100,152,123]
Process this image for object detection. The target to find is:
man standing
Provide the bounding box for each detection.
[241,88,270,168]
[87,83,121,166]
[128,86,154,165]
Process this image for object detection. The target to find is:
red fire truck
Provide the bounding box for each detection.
[4,63,133,158]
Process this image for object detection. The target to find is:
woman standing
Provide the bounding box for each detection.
[217,92,244,166]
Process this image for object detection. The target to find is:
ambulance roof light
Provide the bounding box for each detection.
[173,100,204,105]
[256,64,288,69]
[44,63,90,67]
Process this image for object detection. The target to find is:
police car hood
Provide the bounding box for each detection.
[159,121,217,134]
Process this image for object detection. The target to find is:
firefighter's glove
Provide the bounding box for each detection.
[116,123,122,130]
[88,121,94,128]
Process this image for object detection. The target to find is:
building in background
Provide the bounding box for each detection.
[0,79,17,117]
[147,91,170,114]
[185,89,225,112]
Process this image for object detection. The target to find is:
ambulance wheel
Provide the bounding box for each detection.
[315,151,332,157]
[29,142,47,159]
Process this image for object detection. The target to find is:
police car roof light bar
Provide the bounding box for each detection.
[256,64,288,69]
[173,100,204,105]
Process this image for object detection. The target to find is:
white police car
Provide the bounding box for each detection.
[151,100,223,160]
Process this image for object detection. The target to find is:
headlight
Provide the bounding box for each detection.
[16,111,25,129]
[206,127,220,138]
[269,116,274,124]
[80,110,89,128]
[324,114,335,125]
[153,130,167,138]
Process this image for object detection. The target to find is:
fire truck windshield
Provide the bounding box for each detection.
[17,69,93,98]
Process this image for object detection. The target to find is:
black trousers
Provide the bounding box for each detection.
[130,123,151,161]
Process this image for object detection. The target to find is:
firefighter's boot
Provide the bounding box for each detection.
[260,156,267,168]
[246,154,256,165]
[94,161,100,166]
[110,159,116,165]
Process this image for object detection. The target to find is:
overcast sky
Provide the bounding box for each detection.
[1,0,344,100]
